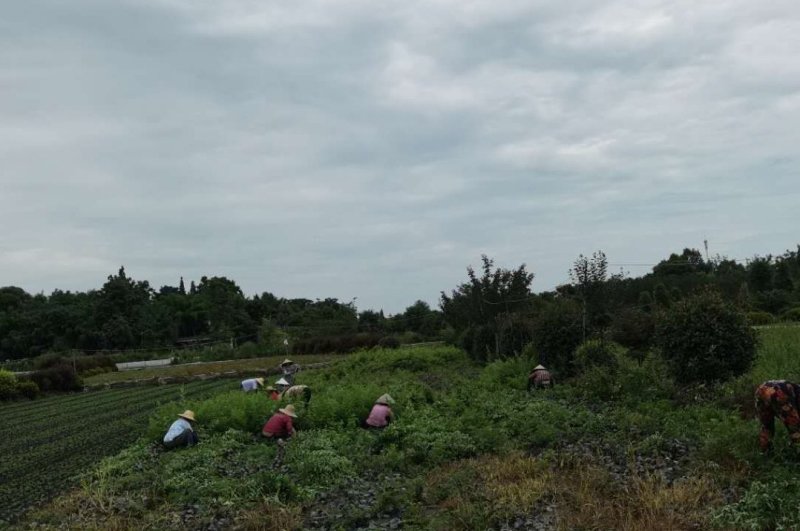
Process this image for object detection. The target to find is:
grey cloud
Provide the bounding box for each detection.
[1,0,799,311]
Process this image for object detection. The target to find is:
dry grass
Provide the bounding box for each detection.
[425,453,724,530]
[234,499,303,531]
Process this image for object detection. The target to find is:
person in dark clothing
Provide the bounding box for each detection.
[755,380,800,452]
[528,365,554,390]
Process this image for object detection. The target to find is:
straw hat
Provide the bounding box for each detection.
[265,386,276,392]
[533,365,546,371]
[279,404,297,418]
[275,377,290,386]
[178,410,196,422]
[256,377,265,386]
[375,394,395,405]
[281,359,294,366]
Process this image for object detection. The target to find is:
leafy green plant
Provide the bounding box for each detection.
[656,291,757,384]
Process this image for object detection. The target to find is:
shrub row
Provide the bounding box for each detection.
[291,333,401,355]
[0,369,39,400]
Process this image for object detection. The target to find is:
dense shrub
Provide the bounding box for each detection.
[574,340,623,373]
[656,291,757,384]
[747,311,776,325]
[530,300,583,376]
[610,308,655,359]
[0,369,40,400]
[782,307,800,322]
[0,369,19,400]
[33,353,116,374]
[291,333,383,355]
[713,472,800,530]
[15,379,39,399]
[378,336,401,349]
[28,364,83,392]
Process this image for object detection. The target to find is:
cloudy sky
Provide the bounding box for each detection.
[1,0,799,313]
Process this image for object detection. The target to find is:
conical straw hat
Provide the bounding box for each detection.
[255,377,265,386]
[275,378,290,386]
[178,410,196,422]
[375,394,395,405]
[279,404,297,418]
[533,365,546,371]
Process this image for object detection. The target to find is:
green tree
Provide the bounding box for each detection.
[655,290,756,384]
[440,256,535,361]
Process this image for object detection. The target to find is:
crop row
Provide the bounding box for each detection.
[0,379,229,435]
[0,378,234,523]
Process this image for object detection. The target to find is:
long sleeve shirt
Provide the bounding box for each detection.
[241,379,260,392]
[164,418,193,443]
[262,413,294,438]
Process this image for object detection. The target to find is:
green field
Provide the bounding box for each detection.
[0,379,238,524]
[6,328,800,529]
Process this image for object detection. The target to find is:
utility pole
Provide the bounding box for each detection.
[704,239,709,262]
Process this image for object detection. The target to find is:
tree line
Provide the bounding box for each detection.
[1,245,799,361]
[0,267,442,360]
[440,246,800,369]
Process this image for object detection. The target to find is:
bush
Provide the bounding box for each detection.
[15,379,39,399]
[747,311,776,326]
[574,340,622,373]
[713,472,800,530]
[655,291,757,384]
[378,336,401,349]
[0,369,19,400]
[610,308,655,358]
[28,364,83,392]
[782,307,800,322]
[33,353,116,374]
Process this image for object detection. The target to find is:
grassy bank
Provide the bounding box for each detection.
[83,354,341,385]
[17,329,800,530]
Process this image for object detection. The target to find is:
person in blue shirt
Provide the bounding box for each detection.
[163,410,198,449]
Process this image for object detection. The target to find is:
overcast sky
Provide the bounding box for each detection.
[1,0,799,313]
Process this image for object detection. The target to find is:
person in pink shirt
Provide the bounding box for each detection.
[364,394,395,429]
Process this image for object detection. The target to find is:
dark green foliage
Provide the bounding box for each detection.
[15,379,40,399]
[291,333,384,354]
[653,283,672,308]
[28,364,83,392]
[747,311,776,326]
[441,255,535,362]
[378,336,401,349]
[783,307,800,322]
[713,471,800,530]
[653,248,711,275]
[530,300,582,376]
[574,340,622,373]
[34,353,116,374]
[609,307,654,358]
[656,291,757,384]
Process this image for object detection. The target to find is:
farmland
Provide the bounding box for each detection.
[0,378,237,524]
[83,354,340,385]
[9,327,800,530]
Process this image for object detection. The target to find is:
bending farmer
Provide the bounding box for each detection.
[364,394,395,429]
[262,404,298,441]
[756,380,800,452]
[279,359,300,386]
[163,410,198,449]
[282,384,312,405]
[241,377,265,392]
[528,365,554,390]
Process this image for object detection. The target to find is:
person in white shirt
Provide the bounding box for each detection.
[241,377,265,392]
[163,410,198,449]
